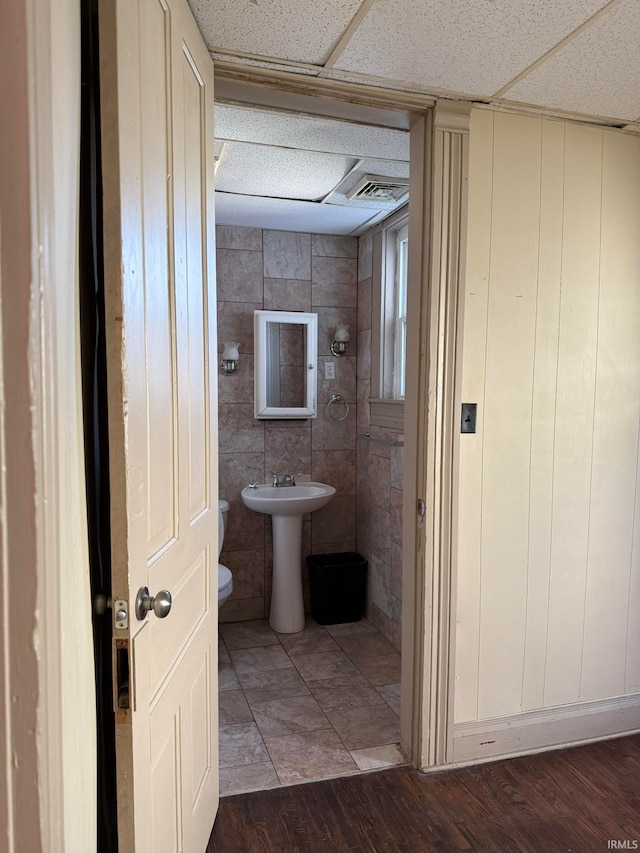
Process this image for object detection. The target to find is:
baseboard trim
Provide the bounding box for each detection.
[451,693,640,764]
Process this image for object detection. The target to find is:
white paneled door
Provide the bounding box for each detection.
[100,0,219,850]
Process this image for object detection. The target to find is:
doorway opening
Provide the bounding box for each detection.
[212,80,423,795]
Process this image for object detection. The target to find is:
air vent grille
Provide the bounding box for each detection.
[345,174,409,203]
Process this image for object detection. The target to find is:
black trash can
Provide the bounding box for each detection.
[307,552,367,625]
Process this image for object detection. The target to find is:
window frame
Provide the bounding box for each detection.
[393,222,409,400]
[369,206,409,429]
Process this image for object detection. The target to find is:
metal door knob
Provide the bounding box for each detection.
[135,586,172,621]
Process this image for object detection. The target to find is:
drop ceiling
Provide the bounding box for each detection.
[191,0,640,235]
[213,104,411,235]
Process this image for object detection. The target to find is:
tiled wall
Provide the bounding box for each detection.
[355,232,404,651]
[216,225,358,623]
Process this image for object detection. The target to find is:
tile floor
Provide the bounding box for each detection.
[218,616,406,796]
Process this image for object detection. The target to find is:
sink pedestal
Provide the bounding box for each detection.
[270,515,305,633]
[240,483,336,635]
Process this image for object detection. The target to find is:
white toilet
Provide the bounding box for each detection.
[218,499,233,606]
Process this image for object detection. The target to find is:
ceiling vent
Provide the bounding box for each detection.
[345,174,409,205]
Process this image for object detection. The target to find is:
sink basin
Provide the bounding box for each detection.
[241,481,336,633]
[241,482,336,517]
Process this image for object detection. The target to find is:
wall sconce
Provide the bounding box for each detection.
[220,341,240,376]
[330,325,350,357]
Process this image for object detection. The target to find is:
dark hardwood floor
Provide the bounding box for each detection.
[208,734,640,852]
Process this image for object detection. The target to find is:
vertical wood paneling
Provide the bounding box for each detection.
[626,432,640,692]
[455,108,493,724]
[457,110,640,729]
[478,112,541,720]
[182,54,208,521]
[142,0,177,557]
[543,124,603,708]
[581,132,640,700]
[521,119,564,711]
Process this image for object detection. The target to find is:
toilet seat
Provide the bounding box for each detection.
[218,564,233,602]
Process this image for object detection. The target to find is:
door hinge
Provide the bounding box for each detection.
[417,498,426,518]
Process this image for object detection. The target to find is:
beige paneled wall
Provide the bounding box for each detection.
[216,226,358,622]
[455,109,640,725]
[355,231,404,650]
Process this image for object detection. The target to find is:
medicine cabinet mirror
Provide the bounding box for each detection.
[254,310,318,419]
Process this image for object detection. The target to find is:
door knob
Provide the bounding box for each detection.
[135,586,172,621]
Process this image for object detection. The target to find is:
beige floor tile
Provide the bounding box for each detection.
[221,619,279,650]
[219,689,253,725]
[218,640,231,664]
[349,743,406,772]
[310,679,386,712]
[250,695,329,737]
[335,631,397,660]
[264,729,359,784]
[353,653,401,686]
[217,618,404,793]
[305,673,370,690]
[218,662,240,692]
[377,683,401,716]
[229,645,293,674]
[291,650,359,682]
[219,723,269,768]
[220,761,280,796]
[324,704,400,750]
[274,617,325,635]
[278,630,339,657]
[238,667,311,704]
[323,618,377,637]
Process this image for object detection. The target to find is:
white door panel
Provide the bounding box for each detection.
[100,0,219,848]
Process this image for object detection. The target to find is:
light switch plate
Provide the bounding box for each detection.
[324,362,335,380]
[461,403,477,433]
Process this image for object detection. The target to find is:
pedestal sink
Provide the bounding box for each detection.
[241,482,336,633]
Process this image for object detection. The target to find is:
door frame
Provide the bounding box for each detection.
[7,20,471,849]
[403,103,471,767]
[1,0,95,850]
[214,64,470,770]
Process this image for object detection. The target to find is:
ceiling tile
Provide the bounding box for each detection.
[502,0,640,121]
[215,142,357,200]
[188,0,362,64]
[215,105,410,160]
[332,0,609,97]
[215,193,380,235]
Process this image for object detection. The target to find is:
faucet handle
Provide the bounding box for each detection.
[290,473,302,485]
[269,472,280,487]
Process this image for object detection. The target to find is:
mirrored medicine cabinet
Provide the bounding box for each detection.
[254,310,318,419]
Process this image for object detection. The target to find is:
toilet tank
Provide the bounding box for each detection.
[218,499,230,557]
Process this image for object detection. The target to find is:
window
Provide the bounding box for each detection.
[369,208,408,429]
[393,223,408,399]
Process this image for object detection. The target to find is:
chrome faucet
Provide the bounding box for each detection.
[270,472,301,487]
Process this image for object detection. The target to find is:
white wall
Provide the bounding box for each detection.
[453,108,640,759]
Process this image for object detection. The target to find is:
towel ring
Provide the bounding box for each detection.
[327,394,350,422]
